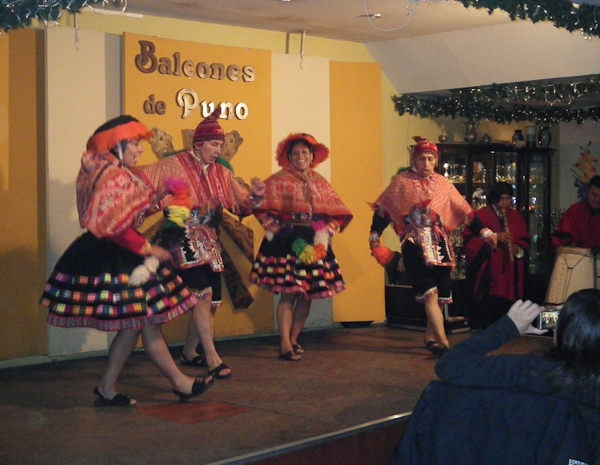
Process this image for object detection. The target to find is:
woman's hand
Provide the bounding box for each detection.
[149,245,172,264]
[496,231,513,244]
[507,299,547,335]
[160,193,174,209]
[484,233,498,247]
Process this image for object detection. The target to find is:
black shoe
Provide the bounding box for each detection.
[172,376,215,402]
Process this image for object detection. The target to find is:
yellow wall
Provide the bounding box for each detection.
[0,29,47,360]
[0,12,393,362]
[330,62,385,322]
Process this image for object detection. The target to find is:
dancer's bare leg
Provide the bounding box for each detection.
[183,294,231,377]
[142,324,210,394]
[277,293,301,360]
[289,293,311,349]
[424,293,449,348]
[97,329,141,401]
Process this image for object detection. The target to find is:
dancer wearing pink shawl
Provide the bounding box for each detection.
[369,136,473,356]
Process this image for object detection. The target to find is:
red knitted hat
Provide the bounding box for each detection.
[193,109,224,148]
[412,136,438,160]
[86,115,151,153]
[276,133,329,168]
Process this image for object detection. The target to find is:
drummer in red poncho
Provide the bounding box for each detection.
[369,136,473,356]
[553,175,600,251]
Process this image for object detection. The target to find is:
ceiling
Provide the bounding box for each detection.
[102,0,514,43]
[105,0,600,44]
[102,0,600,107]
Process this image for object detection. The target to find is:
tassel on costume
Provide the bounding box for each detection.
[372,246,395,267]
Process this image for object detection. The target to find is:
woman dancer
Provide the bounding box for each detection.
[41,115,213,405]
[250,133,353,361]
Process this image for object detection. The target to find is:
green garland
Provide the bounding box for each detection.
[455,0,600,38]
[0,1,123,33]
[393,75,600,124]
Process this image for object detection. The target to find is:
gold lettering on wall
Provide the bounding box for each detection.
[135,39,254,120]
[135,40,255,82]
[175,88,248,120]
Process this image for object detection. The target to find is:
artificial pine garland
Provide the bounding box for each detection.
[393,75,600,124]
[0,0,123,32]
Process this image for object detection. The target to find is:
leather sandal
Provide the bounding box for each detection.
[180,353,208,368]
[207,362,232,380]
[292,344,305,354]
[173,376,215,402]
[93,387,136,407]
[424,341,449,357]
[278,350,301,361]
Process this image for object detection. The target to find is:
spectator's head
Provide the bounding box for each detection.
[488,182,514,210]
[555,289,600,363]
[587,175,600,210]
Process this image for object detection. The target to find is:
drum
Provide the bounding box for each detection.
[545,247,600,306]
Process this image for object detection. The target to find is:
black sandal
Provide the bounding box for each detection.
[424,341,449,357]
[180,353,208,368]
[292,344,305,354]
[278,350,301,361]
[172,376,215,402]
[93,387,136,407]
[207,362,232,379]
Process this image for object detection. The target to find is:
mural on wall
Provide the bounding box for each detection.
[148,127,176,159]
[147,126,255,309]
[571,141,598,201]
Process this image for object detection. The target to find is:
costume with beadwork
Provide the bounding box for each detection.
[370,137,472,303]
[41,116,197,331]
[249,134,353,299]
[141,111,259,308]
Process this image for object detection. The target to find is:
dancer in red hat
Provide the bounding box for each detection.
[369,136,473,356]
[249,133,353,361]
[41,115,214,404]
[142,109,265,378]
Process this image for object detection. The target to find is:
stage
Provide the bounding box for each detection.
[0,323,550,464]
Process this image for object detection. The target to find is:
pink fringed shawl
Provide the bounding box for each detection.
[256,167,353,231]
[76,151,154,238]
[374,169,471,237]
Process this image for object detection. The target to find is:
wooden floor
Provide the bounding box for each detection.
[0,323,551,465]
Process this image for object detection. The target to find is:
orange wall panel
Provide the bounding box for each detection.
[0,29,47,360]
[330,62,385,323]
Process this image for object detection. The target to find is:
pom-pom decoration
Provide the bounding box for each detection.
[164,177,193,210]
[129,256,160,286]
[162,177,192,227]
[313,243,327,260]
[372,246,395,267]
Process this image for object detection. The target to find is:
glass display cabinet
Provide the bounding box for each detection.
[437,142,555,300]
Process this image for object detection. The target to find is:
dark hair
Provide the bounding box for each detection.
[488,182,514,205]
[546,288,600,408]
[110,140,133,159]
[589,175,600,190]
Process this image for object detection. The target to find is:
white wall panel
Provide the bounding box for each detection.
[45,27,120,356]
[271,52,333,329]
[367,21,600,94]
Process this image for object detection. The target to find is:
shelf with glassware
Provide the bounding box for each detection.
[436,142,555,301]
